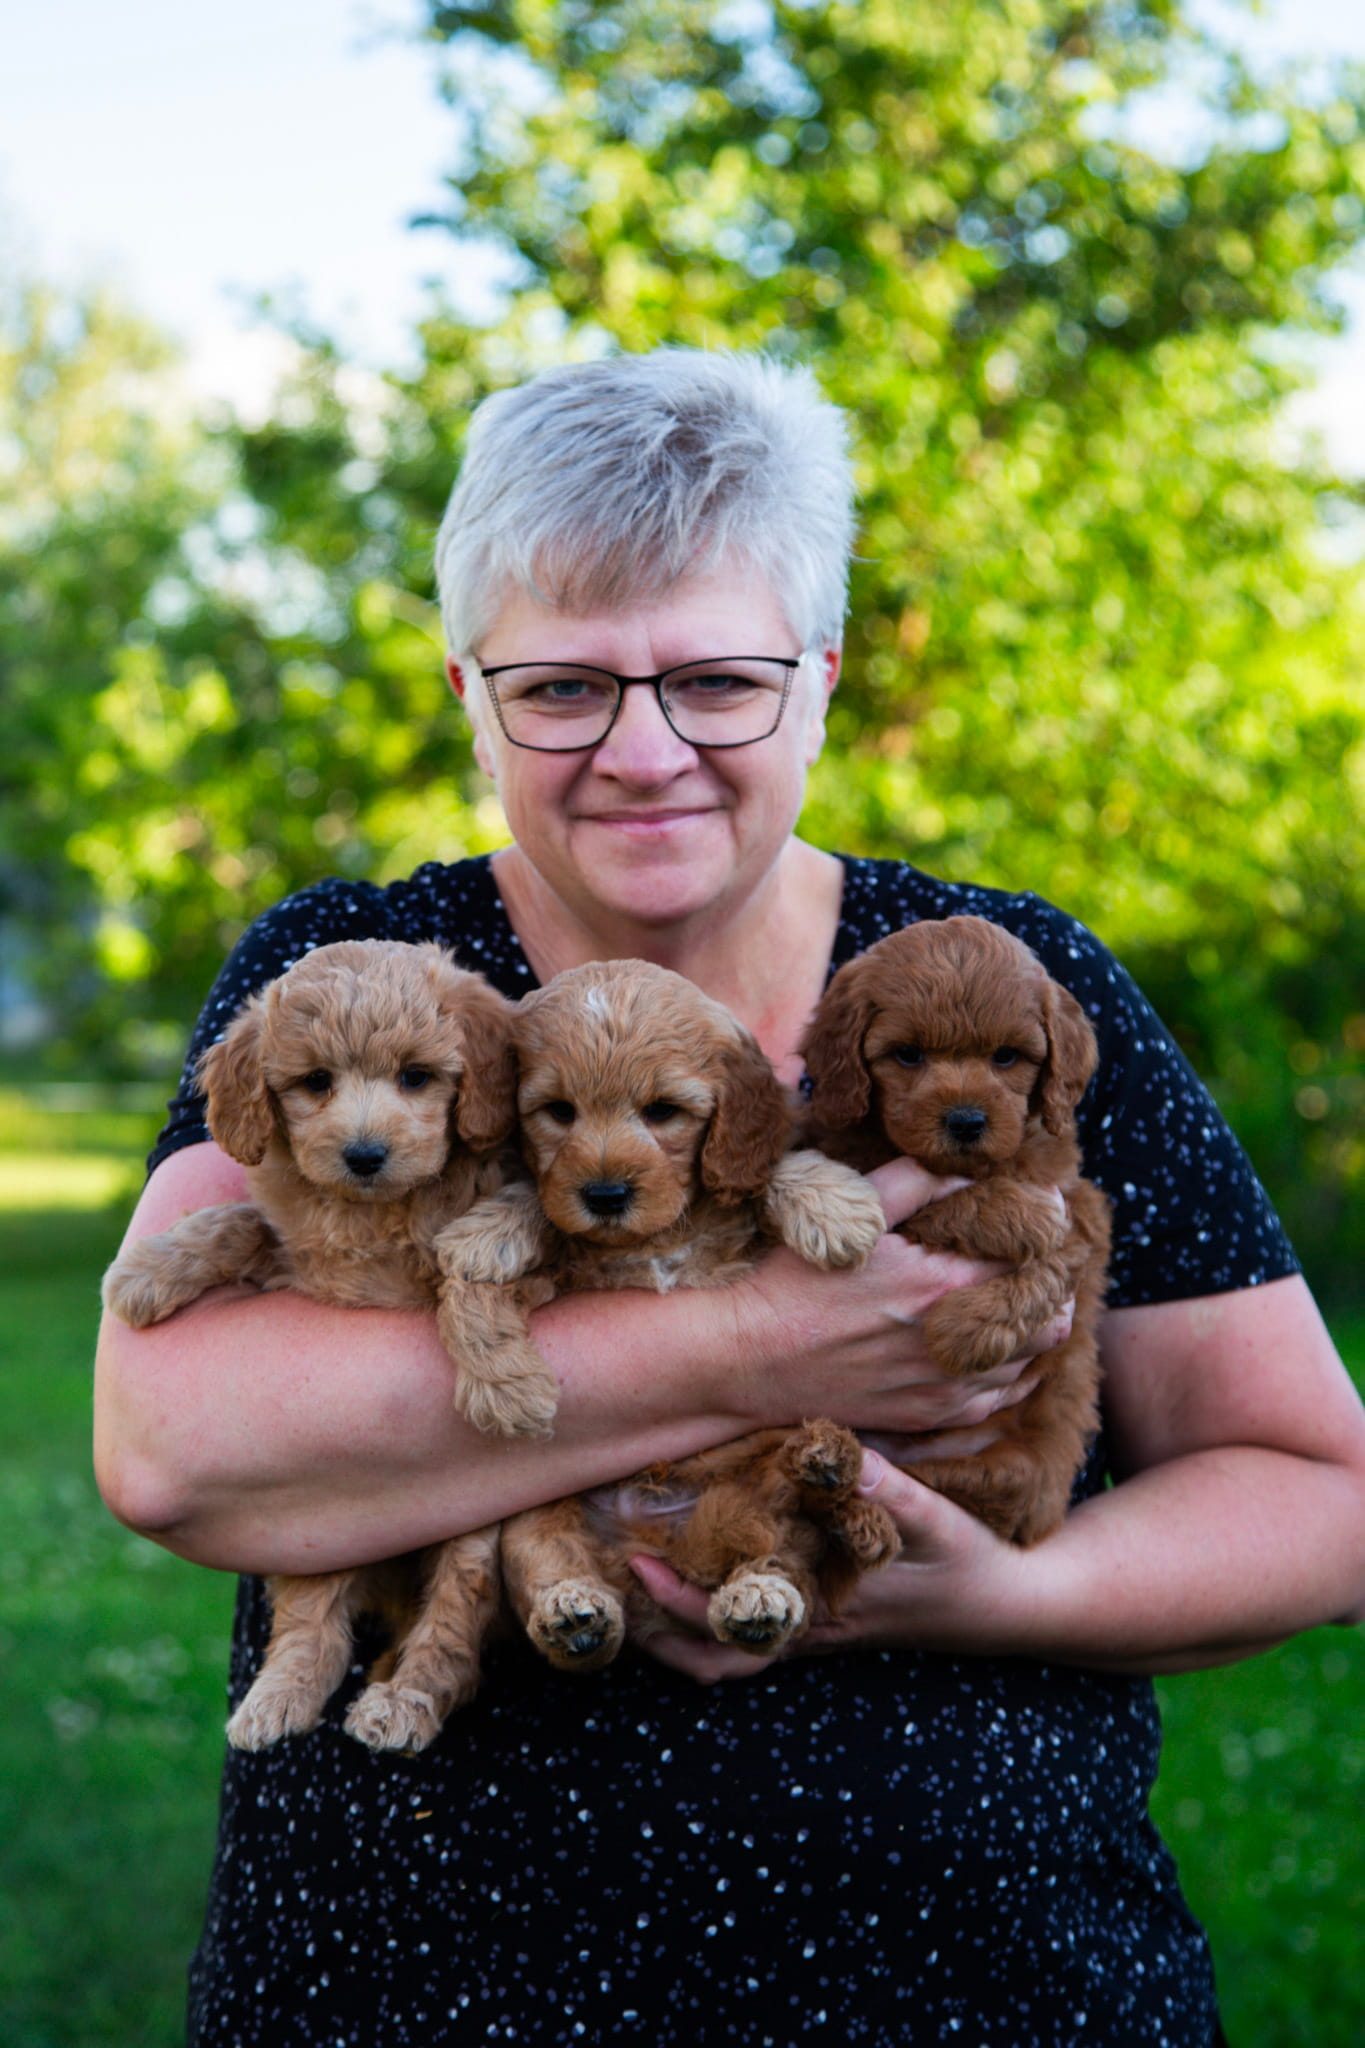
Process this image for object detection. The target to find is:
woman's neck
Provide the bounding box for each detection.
[491,840,844,1078]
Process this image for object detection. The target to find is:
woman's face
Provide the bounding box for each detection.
[449,563,837,933]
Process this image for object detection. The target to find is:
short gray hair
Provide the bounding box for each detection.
[434,349,855,659]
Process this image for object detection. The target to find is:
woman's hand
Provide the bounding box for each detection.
[630,1449,1033,1683]
[728,1156,1072,1437]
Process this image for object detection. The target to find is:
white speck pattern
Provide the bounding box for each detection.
[148,855,1288,2044]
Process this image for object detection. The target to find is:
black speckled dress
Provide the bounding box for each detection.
[150,855,1296,2047]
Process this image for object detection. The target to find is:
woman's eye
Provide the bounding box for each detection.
[301,1069,332,1095]
[892,1046,924,1068]
[399,1066,433,1091]
[543,1100,577,1125]
[642,1100,680,1124]
[992,1048,1020,1069]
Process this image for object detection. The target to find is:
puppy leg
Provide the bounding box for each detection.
[915,1256,1075,1375]
[503,1501,627,1673]
[226,1570,366,1751]
[669,1480,817,1654]
[761,1151,886,1268]
[707,1556,815,1653]
[907,1182,1071,1264]
[432,1181,552,1285]
[102,1203,284,1328]
[781,1420,901,1574]
[911,1440,1076,1546]
[345,1526,501,1753]
[437,1274,560,1439]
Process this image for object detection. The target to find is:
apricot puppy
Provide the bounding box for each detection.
[803,915,1112,1545]
[102,940,518,1753]
[437,959,898,1667]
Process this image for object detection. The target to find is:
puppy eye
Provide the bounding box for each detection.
[543,1100,577,1126]
[991,1048,1021,1068]
[399,1066,433,1091]
[892,1046,924,1067]
[300,1069,332,1095]
[641,1100,681,1125]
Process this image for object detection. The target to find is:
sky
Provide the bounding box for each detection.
[2,0,1364,457]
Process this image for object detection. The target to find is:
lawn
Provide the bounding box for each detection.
[0,1098,1361,2045]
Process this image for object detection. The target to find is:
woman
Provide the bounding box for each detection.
[96,350,1365,2045]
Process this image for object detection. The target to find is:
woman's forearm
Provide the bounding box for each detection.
[835,1439,1365,1678]
[94,1150,1052,1578]
[94,1283,760,1576]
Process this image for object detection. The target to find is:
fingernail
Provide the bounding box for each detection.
[858,1449,886,1494]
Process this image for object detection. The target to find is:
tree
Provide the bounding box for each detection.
[7,3,1362,1281]
[400,0,1364,1285]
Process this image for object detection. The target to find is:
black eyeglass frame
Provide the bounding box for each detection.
[474,654,805,753]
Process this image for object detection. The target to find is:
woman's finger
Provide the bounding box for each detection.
[1009,1301,1075,1363]
[864,1157,970,1229]
[629,1552,713,1632]
[642,1629,782,1684]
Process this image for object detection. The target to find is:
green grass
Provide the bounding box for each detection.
[0,1203,236,2048]
[1150,1308,1365,2047]
[0,1095,1361,2044]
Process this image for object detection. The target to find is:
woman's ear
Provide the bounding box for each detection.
[198,1001,275,1165]
[700,1031,794,1205]
[803,645,841,766]
[801,965,875,1129]
[1036,980,1098,1137]
[448,657,497,780]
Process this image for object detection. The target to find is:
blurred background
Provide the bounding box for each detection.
[1,2,1362,2042]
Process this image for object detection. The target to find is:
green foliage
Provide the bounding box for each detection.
[418,0,1365,1287]
[2,1,1362,1282]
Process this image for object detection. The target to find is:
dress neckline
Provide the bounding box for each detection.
[467,848,860,997]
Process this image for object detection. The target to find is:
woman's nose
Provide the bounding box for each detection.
[589,682,697,782]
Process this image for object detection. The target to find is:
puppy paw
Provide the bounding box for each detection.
[226,1677,325,1751]
[920,1292,1030,1375]
[764,1154,885,1270]
[525,1580,624,1672]
[457,1348,559,1439]
[783,1418,862,1499]
[809,1178,887,1269]
[101,1248,176,1328]
[834,1499,901,1571]
[708,1572,806,1653]
[344,1683,446,1754]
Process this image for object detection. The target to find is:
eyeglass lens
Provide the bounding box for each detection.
[487,660,793,750]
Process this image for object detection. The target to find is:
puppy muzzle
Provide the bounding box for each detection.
[943,1107,989,1147]
[579,1180,634,1220]
[342,1139,390,1181]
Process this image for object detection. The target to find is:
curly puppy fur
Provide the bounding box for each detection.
[436,960,898,1666]
[102,939,520,1752]
[802,915,1111,1546]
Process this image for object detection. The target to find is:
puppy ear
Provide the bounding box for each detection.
[800,965,875,1129]
[700,1032,794,1205]
[198,1001,274,1165]
[1036,980,1098,1137]
[445,973,519,1153]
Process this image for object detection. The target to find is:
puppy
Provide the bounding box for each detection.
[103,939,519,1753]
[802,915,1111,1545]
[437,959,898,1669]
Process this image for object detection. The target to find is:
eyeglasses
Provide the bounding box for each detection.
[474,655,804,752]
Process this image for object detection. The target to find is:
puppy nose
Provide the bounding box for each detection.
[944,1107,988,1145]
[581,1180,633,1218]
[343,1140,389,1178]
